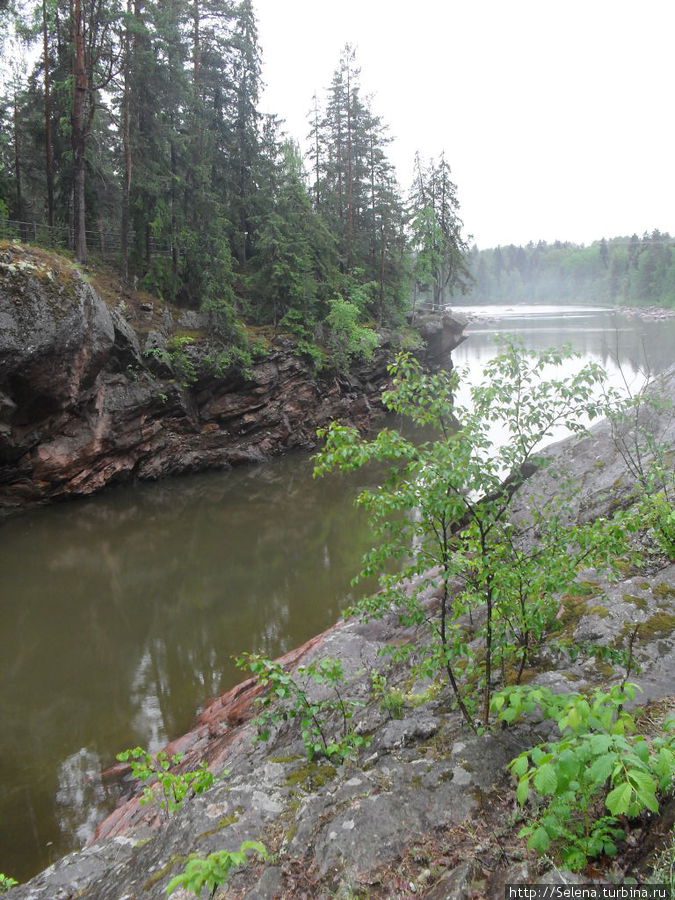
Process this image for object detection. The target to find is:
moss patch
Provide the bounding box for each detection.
[623,592,649,612]
[613,556,635,576]
[196,807,244,838]
[588,604,610,618]
[284,760,337,791]
[142,855,188,891]
[653,582,675,601]
[638,612,675,642]
[556,596,589,631]
[406,681,442,707]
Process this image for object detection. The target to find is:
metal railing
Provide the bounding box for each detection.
[0,218,171,256]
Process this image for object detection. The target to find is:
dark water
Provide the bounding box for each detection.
[1,304,674,881]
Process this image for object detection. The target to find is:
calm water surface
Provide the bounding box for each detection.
[1,303,674,880]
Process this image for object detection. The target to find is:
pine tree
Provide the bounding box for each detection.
[308,44,409,322]
[409,152,471,309]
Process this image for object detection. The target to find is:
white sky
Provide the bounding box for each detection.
[255,0,675,249]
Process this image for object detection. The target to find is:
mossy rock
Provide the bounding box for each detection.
[284,760,337,791]
[588,604,610,618]
[653,582,675,600]
[622,592,649,612]
[196,807,244,838]
[142,855,188,891]
[638,612,675,642]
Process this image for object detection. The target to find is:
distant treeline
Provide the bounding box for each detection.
[451,232,675,308]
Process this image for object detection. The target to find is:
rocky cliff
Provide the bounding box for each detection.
[0,243,466,513]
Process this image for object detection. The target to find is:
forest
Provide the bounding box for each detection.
[0,0,470,359]
[451,232,675,308]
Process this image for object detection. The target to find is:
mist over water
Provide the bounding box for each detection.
[1,303,673,881]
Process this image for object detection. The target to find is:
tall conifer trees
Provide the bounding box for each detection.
[0,16,470,330]
[307,44,408,321]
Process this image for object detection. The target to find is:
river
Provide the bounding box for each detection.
[1,303,674,881]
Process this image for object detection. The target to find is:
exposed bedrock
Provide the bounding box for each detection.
[0,246,466,512]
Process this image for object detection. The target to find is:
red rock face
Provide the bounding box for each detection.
[92,625,338,842]
[0,254,397,512]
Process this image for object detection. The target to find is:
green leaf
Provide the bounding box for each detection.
[588,734,613,754]
[533,763,558,795]
[558,756,580,785]
[516,777,530,805]
[527,826,551,853]
[510,755,529,777]
[605,782,633,816]
[588,753,615,785]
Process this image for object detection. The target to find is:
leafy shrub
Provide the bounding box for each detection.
[116,747,215,815]
[602,377,675,557]
[494,683,675,870]
[643,490,675,559]
[165,841,268,896]
[325,296,379,372]
[144,336,197,386]
[236,653,370,762]
[370,671,404,719]
[315,339,633,729]
[0,873,18,892]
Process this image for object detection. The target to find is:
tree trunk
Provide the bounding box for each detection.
[13,90,25,240]
[170,138,178,281]
[43,0,55,228]
[121,0,133,281]
[192,0,200,86]
[345,62,353,270]
[71,0,88,262]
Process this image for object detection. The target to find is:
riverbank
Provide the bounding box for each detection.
[6,368,674,899]
[0,243,466,514]
[617,304,675,320]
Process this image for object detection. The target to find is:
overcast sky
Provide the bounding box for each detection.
[255,0,674,249]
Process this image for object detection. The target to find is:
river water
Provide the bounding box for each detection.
[1,304,674,881]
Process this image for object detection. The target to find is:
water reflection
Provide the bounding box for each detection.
[55,748,108,845]
[0,454,376,879]
[452,305,674,380]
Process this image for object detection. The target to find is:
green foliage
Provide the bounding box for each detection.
[494,683,675,870]
[139,257,181,305]
[325,296,379,372]
[370,671,405,719]
[409,153,472,308]
[2,7,420,331]
[116,747,215,815]
[0,873,18,892]
[602,374,675,558]
[165,841,268,897]
[277,307,328,370]
[236,653,370,762]
[562,639,641,674]
[645,492,675,558]
[315,338,633,728]
[202,346,254,380]
[307,46,412,318]
[144,336,197,387]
